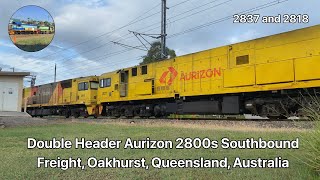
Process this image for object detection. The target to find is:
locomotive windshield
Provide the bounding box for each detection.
[90,81,99,90]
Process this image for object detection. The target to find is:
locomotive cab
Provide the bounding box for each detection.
[23,76,99,118]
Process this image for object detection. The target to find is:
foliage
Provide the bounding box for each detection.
[300,95,320,173]
[140,41,176,65]
[44,21,51,26]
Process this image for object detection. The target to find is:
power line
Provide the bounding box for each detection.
[20,0,193,73]
[15,1,162,68]
[25,0,189,63]
[170,0,194,8]
[34,47,136,77]
[168,0,289,38]
[169,0,231,24]
[169,0,221,19]
[130,0,231,38]
[25,0,195,75]
[113,0,230,58]
[36,55,144,84]
[127,2,161,25]
[35,41,143,84]
[23,2,193,77]
[33,0,262,81]
[35,0,289,84]
[100,1,291,66]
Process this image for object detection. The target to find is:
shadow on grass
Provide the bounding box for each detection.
[15,44,49,52]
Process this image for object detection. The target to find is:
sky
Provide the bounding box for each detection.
[0,0,319,87]
[11,5,54,22]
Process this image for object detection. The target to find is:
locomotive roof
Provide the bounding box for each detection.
[28,75,98,88]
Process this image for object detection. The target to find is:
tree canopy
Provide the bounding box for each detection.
[140,41,176,65]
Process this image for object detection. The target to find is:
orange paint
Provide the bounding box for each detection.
[159,67,178,85]
[180,68,222,81]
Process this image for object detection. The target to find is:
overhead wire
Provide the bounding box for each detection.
[30,0,198,76]
[15,1,162,69]
[21,0,194,74]
[35,0,289,84]
[35,0,228,74]
[36,55,144,84]
[19,0,191,69]
[168,0,289,38]
[33,0,230,78]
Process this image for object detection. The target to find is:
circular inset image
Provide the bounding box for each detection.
[8,5,55,52]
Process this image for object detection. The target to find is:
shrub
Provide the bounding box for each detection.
[300,95,320,173]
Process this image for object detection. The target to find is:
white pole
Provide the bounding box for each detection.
[24,97,27,113]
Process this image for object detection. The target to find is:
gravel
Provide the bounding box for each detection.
[0,117,62,128]
[0,116,314,130]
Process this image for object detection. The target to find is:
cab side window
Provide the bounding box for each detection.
[100,78,111,88]
[132,67,137,76]
[141,65,148,75]
[78,82,88,91]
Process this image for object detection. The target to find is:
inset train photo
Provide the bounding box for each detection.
[8,5,55,52]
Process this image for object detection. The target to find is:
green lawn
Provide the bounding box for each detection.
[0,122,318,180]
[13,34,54,52]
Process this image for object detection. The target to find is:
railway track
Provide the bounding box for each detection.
[42,116,315,130]
[1,115,313,129]
[43,115,311,121]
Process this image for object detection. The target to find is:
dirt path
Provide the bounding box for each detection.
[0,117,65,128]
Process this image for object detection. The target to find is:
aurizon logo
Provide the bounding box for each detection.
[159,67,178,85]
[160,66,222,85]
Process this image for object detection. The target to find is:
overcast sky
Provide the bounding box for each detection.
[0,0,319,86]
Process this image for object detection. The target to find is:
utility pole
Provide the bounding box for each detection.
[31,76,36,87]
[161,0,167,59]
[54,63,57,83]
[116,1,168,59]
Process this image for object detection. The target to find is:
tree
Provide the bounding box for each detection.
[140,41,176,65]
[44,21,50,26]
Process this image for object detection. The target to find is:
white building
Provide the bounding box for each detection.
[0,71,30,112]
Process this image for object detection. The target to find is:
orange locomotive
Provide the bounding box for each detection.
[23,76,99,118]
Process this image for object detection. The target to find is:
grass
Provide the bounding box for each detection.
[302,121,320,173]
[298,95,320,173]
[0,122,318,180]
[12,34,54,52]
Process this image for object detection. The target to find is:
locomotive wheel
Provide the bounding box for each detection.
[64,110,70,118]
[73,112,80,118]
[93,113,98,119]
[65,113,70,118]
[154,105,161,117]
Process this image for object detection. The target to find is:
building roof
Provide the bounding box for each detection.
[0,71,30,77]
